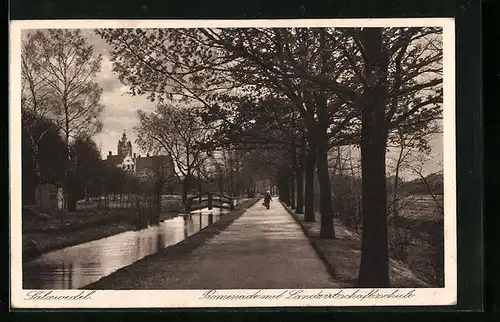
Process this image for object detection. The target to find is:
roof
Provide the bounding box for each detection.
[135,156,153,171]
[135,155,172,172]
[106,155,125,166]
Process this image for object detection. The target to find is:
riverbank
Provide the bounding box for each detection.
[281,202,429,288]
[83,197,260,289]
[23,205,188,262]
[23,221,133,262]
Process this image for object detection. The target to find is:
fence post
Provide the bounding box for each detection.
[230,198,235,210]
[208,193,213,210]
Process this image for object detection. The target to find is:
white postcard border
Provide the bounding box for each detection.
[10,18,457,308]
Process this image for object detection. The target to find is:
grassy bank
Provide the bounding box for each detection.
[281,201,429,288]
[83,198,259,290]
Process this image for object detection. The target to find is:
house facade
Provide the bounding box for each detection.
[106,131,173,180]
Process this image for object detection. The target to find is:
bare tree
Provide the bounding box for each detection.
[406,154,444,213]
[23,29,105,211]
[144,156,177,222]
[135,104,213,203]
[387,122,441,215]
[27,29,104,147]
[21,33,58,186]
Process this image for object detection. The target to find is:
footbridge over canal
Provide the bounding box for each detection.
[185,192,235,213]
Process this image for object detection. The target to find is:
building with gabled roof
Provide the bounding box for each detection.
[106,130,174,181]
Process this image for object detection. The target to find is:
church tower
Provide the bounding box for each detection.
[117,130,132,157]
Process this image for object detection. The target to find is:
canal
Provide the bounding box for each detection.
[23,208,227,289]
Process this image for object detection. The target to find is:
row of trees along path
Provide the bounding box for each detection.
[92,27,441,288]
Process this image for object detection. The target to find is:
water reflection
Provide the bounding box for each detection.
[23,208,227,290]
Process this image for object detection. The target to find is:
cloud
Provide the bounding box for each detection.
[97,59,122,92]
[92,52,156,157]
[99,77,121,93]
[83,29,110,56]
[81,31,167,158]
[94,70,156,158]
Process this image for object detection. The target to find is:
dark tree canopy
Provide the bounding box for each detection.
[22,113,66,204]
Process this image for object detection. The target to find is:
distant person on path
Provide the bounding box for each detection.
[263,191,272,209]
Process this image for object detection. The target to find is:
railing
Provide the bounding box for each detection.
[185,192,235,212]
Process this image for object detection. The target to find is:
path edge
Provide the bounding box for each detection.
[278,200,339,284]
[279,201,430,288]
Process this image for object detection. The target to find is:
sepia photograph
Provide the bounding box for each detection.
[10,19,456,308]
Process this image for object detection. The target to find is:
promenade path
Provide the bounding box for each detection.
[87,199,339,289]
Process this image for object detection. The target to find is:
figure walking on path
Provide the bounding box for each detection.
[263,190,272,209]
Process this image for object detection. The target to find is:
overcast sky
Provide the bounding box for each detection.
[83,29,443,178]
[83,30,155,158]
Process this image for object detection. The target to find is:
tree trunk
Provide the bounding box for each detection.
[67,193,77,212]
[31,137,42,186]
[277,177,284,201]
[358,120,389,287]
[104,192,107,213]
[64,103,70,214]
[63,168,69,216]
[358,27,390,288]
[295,138,305,214]
[227,151,235,196]
[23,124,43,204]
[314,31,336,239]
[392,138,405,216]
[218,174,223,194]
[156,186,161,212]
[182,175,190,204]
[304,142,316,222]
[279,171,291,205]
[290,143,296,209]
[316,135,336,239]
